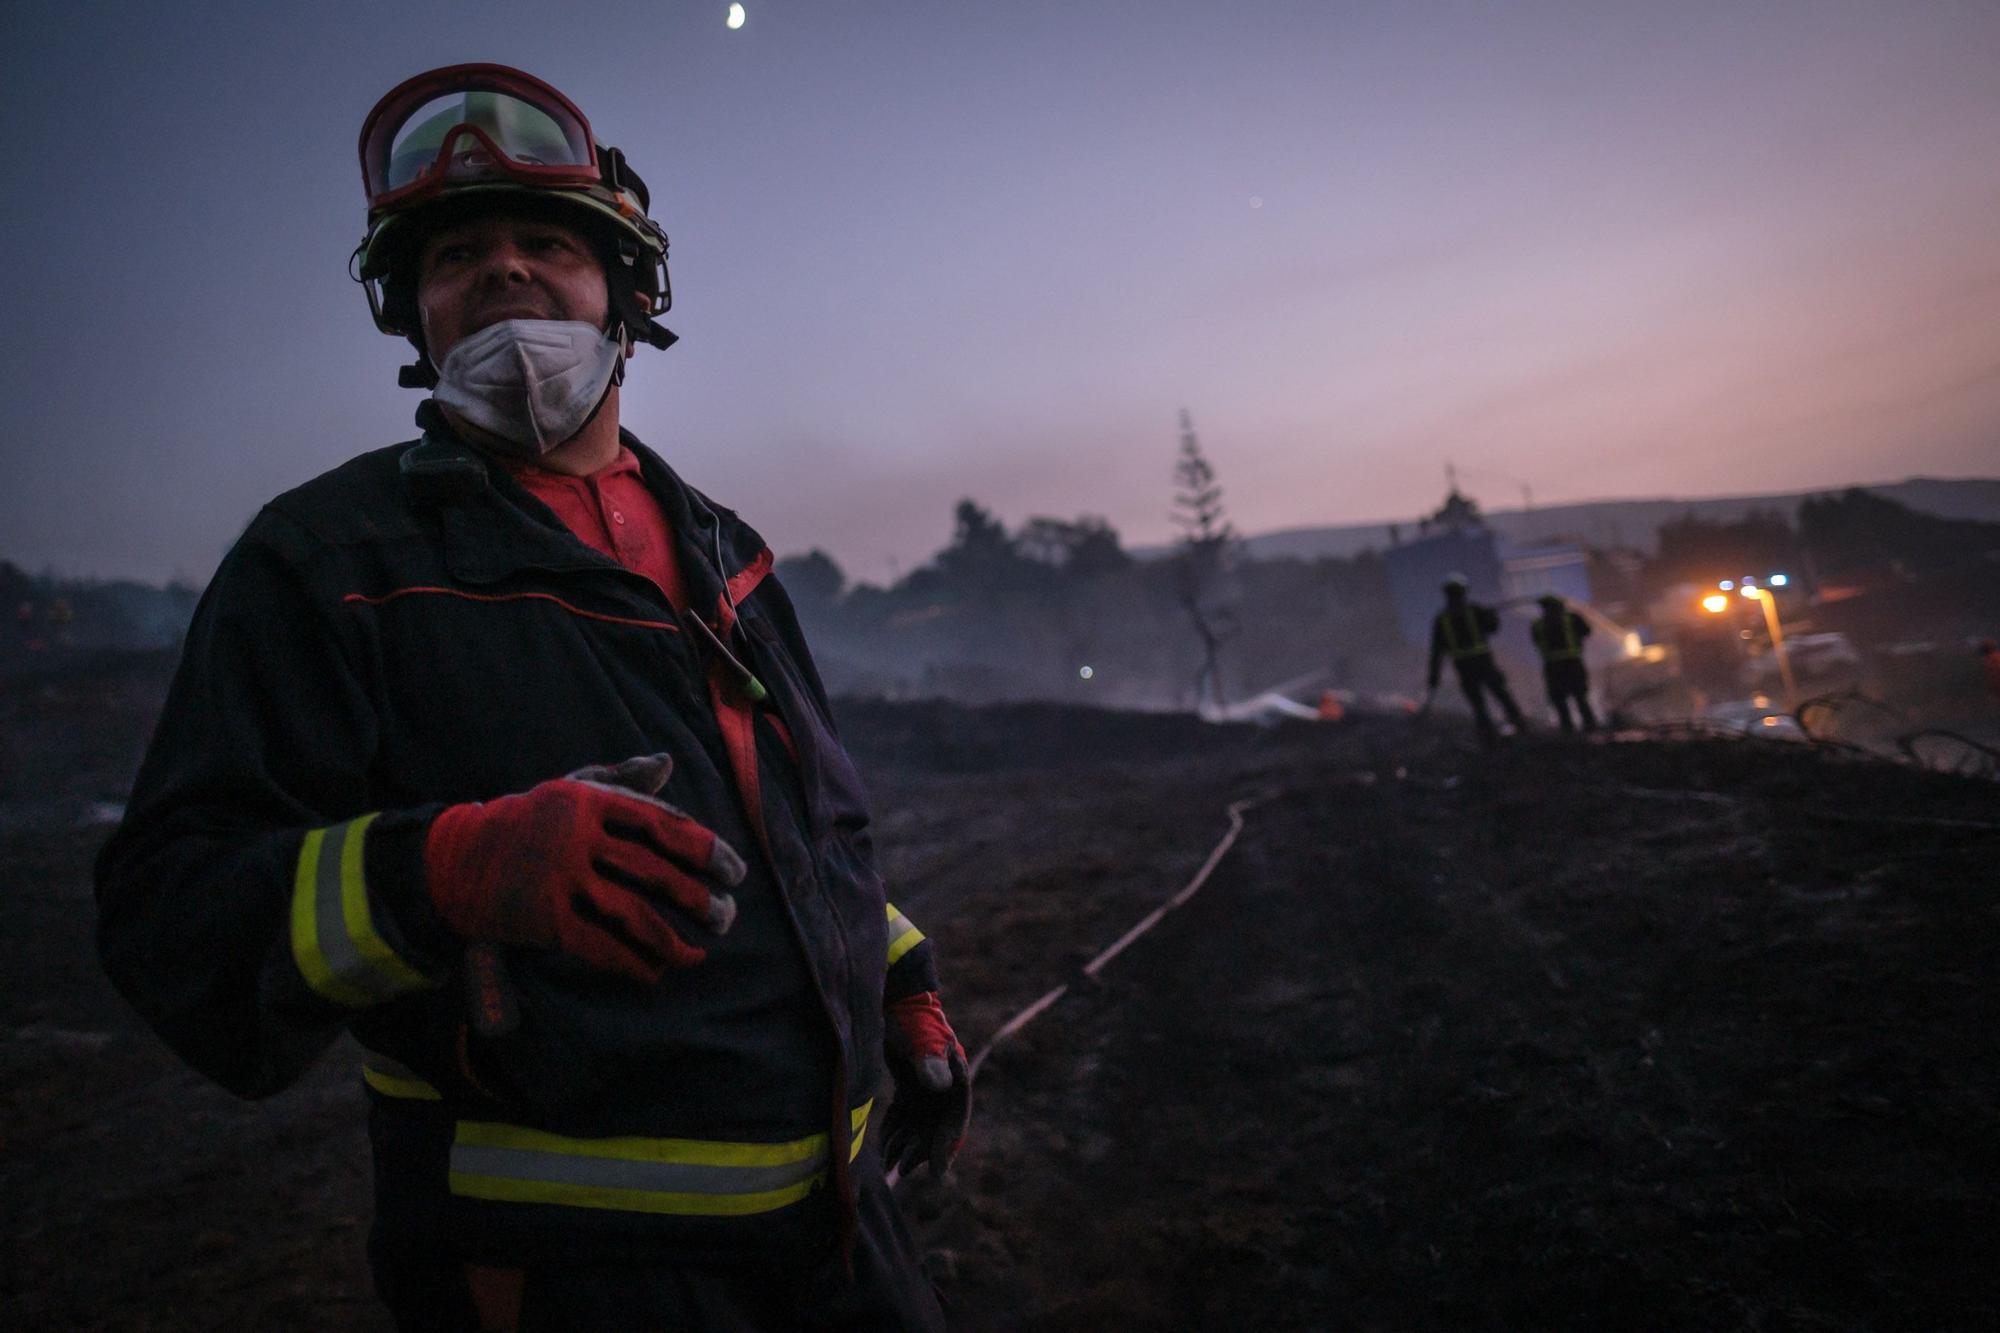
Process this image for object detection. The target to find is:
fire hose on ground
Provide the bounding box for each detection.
[965,797,1260,1081]
[884,797,1260,1189]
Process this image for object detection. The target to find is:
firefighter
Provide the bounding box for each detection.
[1530,594,1598,733]
[95,64,963,1331]
[1426,573,1527,745]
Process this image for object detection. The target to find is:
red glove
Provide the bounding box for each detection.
[882,991,972,1179]
[425,754,744,984]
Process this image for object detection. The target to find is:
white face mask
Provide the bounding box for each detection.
[431,319,624,456]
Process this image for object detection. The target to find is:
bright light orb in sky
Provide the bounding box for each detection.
[727,4,745,29]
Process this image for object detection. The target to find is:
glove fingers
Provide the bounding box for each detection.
[891,1132,926,1177]
[881,1092,921,1172]
[607,752,674,794]
[558,910,670,984]
[883,1085,971,1178]
[925,1120,955,1180]
[592,849,739,935]
[567,752,674,795]
[591,792,748,887]
[572,946,660,985]
[881,1124,912,1171]
[569,884,706,973]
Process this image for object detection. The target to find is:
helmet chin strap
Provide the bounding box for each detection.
[402,303,443,390]
[610,320,634,386]
[608,268,677,352]
[399,357,441,390]
[577,370,619,436]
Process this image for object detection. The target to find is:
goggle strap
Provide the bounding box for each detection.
[597,144,648,212]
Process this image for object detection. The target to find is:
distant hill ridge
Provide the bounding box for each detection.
[1225,477,2000,561]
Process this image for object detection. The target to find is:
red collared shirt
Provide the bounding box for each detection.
[504,447,803,777]
[504,447,690,611]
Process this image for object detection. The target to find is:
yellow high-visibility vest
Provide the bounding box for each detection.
[1435,608,1490,660]
[1534,613,1583,663]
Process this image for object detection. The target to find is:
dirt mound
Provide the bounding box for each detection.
[4,668,1995,1329]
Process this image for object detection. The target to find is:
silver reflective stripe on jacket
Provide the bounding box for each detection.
[885,901,925,968]
[448,1101,874,1217]
[290,814,433,1008]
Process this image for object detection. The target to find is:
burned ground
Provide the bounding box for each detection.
[4,659,1996,1330]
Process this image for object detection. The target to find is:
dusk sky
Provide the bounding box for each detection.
[5,1,1998,585]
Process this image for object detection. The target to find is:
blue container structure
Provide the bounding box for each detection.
[1382,527,1504,649]
[1380,487,1595,663]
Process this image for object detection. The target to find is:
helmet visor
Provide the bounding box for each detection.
[362,65,599,212]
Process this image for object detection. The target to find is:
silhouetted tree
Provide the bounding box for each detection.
[774,549,845,607]
[1799,488,2000,579]
[1017,515,1132,578]
[1651,508,1798,587]
[1171,410,1234,557]
[1067,518,1133,579]
[1170,409,1238,711]
[936,499,1036,593]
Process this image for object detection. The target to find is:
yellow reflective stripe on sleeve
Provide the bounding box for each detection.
[884,901,924,968]
[292,826,368,1008]
[339,815,431,989]
[290,814,433,1008]
[362,1057,442,1101]
[447,1101,874,1217]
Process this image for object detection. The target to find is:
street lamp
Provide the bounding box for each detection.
[1739,585,1797,707]
[1698,582,1798,707]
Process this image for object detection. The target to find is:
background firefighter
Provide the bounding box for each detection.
[1531,594,1599,733]
[1426,574,1528,746]
[93,63,965,1331]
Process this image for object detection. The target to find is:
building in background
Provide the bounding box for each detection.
[1500,542,1591,608]
[1382,487,1593,651]
[1381,489,1506,648]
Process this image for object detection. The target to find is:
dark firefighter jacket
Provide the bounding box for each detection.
[1531,609,1592,664]
[94,404,940,1269]
[1428,602,1503,682]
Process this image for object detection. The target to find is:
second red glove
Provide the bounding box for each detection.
[882,991,972,1179]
